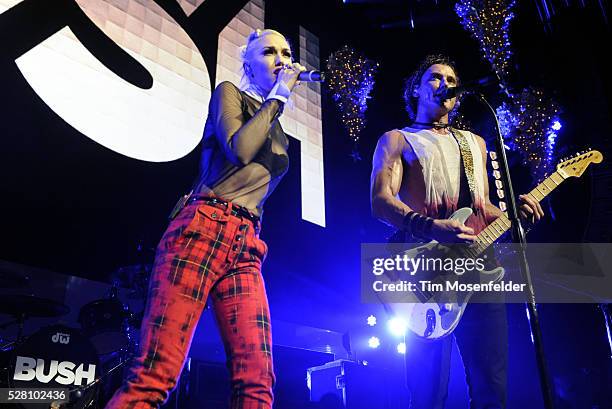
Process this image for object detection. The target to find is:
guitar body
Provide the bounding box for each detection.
[377,149,603,340]
[378,207,505,340]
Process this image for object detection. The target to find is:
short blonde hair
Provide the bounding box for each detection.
[239,29,292,89]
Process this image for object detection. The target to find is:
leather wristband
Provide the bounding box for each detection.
[402,210,435,240]
[412,213,434,240]
[410,213,423,234]
[402,211,417,231]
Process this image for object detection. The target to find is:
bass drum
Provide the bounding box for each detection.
[6,325,99,409]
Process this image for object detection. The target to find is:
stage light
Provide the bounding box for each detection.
[367,315,377,326]
[551,120,562,131]
[368,336,380,349]
[387,317,408,337]
[397,342,406,354]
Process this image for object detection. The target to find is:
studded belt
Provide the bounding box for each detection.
[188,196,260,224]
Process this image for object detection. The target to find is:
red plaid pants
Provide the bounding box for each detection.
[105,200,275,409]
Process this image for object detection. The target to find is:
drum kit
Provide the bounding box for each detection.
[0,264,151,409]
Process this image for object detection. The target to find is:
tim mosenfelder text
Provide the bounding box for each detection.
[372,280,526,293]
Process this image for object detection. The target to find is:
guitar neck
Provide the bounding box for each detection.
[469,171,565,256]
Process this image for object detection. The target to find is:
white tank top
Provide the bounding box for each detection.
[398,126,487,223]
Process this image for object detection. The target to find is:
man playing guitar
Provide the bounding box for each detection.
[370,54,543,409]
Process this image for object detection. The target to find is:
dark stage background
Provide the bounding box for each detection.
[1,0,611,408]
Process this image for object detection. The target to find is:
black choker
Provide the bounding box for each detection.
[411,121,451,129]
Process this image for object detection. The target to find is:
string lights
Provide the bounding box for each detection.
[455,0,516,84]
[326,46,378,160]
[455,0,562,180]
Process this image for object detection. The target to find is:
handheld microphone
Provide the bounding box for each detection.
[437,75,497,100]
[298,70,325,82]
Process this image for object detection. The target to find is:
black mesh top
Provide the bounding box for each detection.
[192,81,290,217]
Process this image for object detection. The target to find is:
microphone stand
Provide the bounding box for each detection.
[470,92,556,409]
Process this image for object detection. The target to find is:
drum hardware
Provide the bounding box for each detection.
[109,263,151,300]
[78,285,131,356]
[50,353,134,409]
[74,279,144,407]
[109,240,154,300]
[127,310,144,329]
[1,338,15,352]
[600,303,612,358]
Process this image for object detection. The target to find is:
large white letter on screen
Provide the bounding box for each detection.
[5,0,210,162]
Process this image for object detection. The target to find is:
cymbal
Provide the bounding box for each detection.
[0,295,69,318]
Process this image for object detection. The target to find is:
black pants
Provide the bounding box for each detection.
[405,302,508,409]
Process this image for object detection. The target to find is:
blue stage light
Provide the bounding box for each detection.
[368,336,381,349]
[367,315,377,326]
[387,317,407,337]
[551,120,562,131]
[397,342,406,354]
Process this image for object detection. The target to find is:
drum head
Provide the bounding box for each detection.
[78,299,129,355]
[8,325,99,409]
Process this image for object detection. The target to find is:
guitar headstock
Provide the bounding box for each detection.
[557,149,603,178]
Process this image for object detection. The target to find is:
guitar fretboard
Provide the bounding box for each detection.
[467,171,565,257]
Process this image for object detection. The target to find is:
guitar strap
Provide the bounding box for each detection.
[448,128,478,213]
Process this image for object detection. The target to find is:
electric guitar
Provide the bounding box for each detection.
[377,150,603,340]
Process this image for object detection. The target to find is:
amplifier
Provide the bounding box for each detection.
[307,360,392,409]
